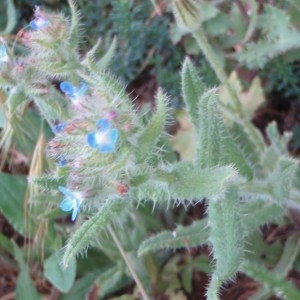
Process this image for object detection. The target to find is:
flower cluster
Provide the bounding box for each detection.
[56,81,119,219]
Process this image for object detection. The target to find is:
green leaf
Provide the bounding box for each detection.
[204,12,230,37]
[267,157,299,202]
[170,163,236,201]
[138,218,209,256]
[234,5,300,68]
[97,36,117,69]
[13,242,41,300]
[208,185,244,281]
[200,2,219,23]
[62,199,127,267]
[0,173,27,234]
[0,0,17,35]
[97,264,132,298]
[196,89,253,178]
[242,200,283,232]
[265,122,288,155]
[44,249,76,293]
[242,260,300,300]
[7,87,26,114]
[230,121,263,175]
[0,233,13,254]
[256,236,300,300]
[61,272,99,300]
[67,0,80,47]
[135,89,167,163]
[181,57,204,130]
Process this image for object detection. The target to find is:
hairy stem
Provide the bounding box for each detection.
[107,224,150,300]
[193,26,245,117]
[206,274,221,300]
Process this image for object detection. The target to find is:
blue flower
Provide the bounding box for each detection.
[57,157,67,167]
[30,17,48,30]
[60,81,88,102]
[0,45,9,63]
[52,122,66,134]
[59,186,83,221]
[87,118,119,153]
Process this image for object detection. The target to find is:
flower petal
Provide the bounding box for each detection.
[60,198,73,212]
[98,129,118,152]
[71,205,79,221]
[87,132,99,148]
[107,128,119,144]
[98,144,115,153]
[57,157,67,167]
[30,18,48,30]
[96,119,111,131]
[58,186,74,198]
[60,82,75,97]
[53,122,66,134]
[0,45,9,63]
[74,82,88,98]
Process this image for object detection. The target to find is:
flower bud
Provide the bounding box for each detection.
[173,0,201,32]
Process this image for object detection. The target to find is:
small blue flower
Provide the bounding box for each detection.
[57,157,67,167]
[59,186,83,221]
[60,81,88,102]
[52,122,67,134]
[30,17,48,30]
[87,118,119,153]
[0,45,9,63]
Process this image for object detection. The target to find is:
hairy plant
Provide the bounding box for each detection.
[1,1,300,299]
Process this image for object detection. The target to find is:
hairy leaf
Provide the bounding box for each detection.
[181,57,204,129]
[208,185,244,281]
[62,199,127,267]
[196,89,253,178]
[138,218,209,256]
[170,163,236,201]
[242,260,300,299]
[135,89,167,163]
[235,5,300,68]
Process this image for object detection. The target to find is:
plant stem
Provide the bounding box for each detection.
[107,224,150,300]
[193,26,245,118]
[206,274,221,300]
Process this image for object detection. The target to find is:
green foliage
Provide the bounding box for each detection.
[135,89,168,163]
[2,1,300,299]
[169,163,235,201]
[181,57,204,129]
[13,242,41,300]
[44,249,77,293]
[194,85,252,178]
[138,218,209,256]
[0,0,17,35]
[208,185,243,281]
[0,173,28,234]
[62,199,127,267]
[234,5,300,68]
[241,260,300,299]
